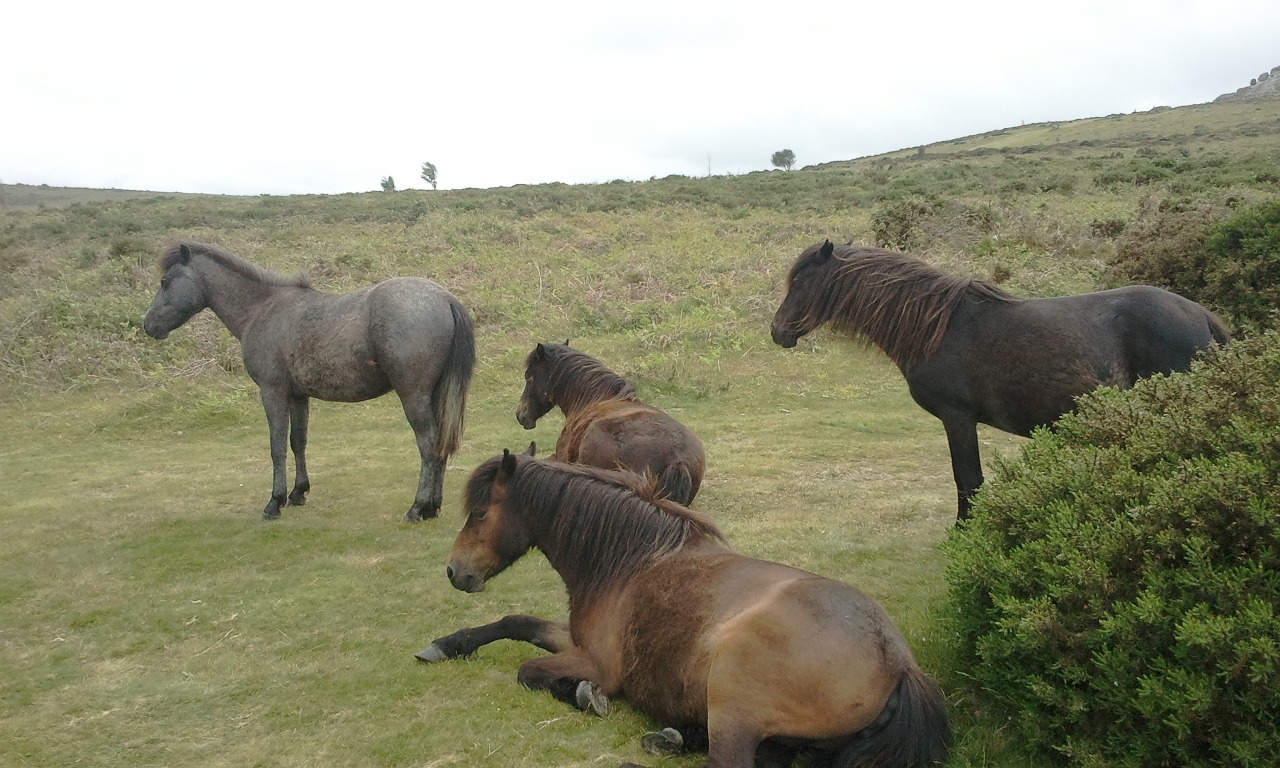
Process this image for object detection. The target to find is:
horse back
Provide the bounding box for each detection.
[557,400,706,504]
[250,277,461,402]
[612,551,915,737]
[907,285,1225,435]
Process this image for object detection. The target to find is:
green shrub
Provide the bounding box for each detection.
[1110,200,1280,332]
[945,330,1280,767]
[1200,200,1280,332]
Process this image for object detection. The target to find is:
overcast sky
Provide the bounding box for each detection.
[4,1,1278,195]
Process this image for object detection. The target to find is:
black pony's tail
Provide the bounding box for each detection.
[1205,309,1232,348]
[656,462,697,506]
[432,297,476,458]
[834,668,951,768]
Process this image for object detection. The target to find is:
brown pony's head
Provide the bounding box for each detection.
[516,342,562,428]
[515,341,634,427]
[446,445,537,592]
[770,239,836,348]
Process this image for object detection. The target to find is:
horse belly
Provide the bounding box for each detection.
[286,305,393,402]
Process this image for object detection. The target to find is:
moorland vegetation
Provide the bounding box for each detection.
[2,97,1278,767]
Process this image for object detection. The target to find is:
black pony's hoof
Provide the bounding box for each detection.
[640,727,684,756]
[262,504,282,520]
[575,680,609,716]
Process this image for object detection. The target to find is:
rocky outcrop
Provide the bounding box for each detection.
[1214,65,1280,102]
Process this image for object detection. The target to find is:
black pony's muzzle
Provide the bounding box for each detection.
[770,323,802,348]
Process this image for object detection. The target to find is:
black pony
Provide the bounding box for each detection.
[771,240,1230,519]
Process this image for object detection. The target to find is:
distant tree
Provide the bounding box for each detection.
[421,162,438,190]
[380,176,396,192]
[771,149,796,171]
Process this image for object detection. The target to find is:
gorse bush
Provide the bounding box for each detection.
[1110,199,1280,332]
[945,330,1280,767]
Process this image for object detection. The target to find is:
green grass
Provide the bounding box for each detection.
[2,97,1278,766]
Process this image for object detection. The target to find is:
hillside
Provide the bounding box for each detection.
[1,97,1278,768]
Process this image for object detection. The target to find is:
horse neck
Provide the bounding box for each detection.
[550,363,635,416]
[515,467,717,608]
[195,255,291,340]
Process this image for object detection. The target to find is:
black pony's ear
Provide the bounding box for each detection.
[533,342,548,360]
[499,448,520,479]
[524,441,537,457]
[178,243,193,264]
[563,338,570,346]
[816,240,834,263]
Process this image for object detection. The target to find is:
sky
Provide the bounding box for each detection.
[4,1,1279,196]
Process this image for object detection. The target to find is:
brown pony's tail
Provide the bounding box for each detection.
[432,298,476,458]
[657,463,697,506]
[834,668,951,768]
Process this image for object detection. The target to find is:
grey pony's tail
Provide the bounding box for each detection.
[833,667,951,768]
[432,297,476,458]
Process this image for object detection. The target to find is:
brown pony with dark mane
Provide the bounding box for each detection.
[419,448,950,768]
[515,342,705,505]
[771,240,1231,520]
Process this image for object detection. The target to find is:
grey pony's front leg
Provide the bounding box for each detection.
[260,387,291,520]
[287,395,311,506]
[941,414,983,522]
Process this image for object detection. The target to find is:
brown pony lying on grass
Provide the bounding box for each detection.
[418,448,950,768]
[516,341,705,505]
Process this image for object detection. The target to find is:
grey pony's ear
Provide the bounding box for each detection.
[816,239,834,263]
[178,243,193,264]
[524,442,537,457]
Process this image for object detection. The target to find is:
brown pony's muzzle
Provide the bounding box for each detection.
[446,561,487,593]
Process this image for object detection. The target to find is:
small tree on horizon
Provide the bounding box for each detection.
[771,149,796,171]
[380,176,396,192]
[421,162,438,190]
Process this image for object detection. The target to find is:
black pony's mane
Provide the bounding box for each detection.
[158,240,310,289]
[464,453,724,597]
[786,243,1018,371]
[529,343,636,411]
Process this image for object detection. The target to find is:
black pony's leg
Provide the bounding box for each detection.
[260,387,291,520]
[941,414,983,521]
[287,395,311,506]
[415,614,571,662]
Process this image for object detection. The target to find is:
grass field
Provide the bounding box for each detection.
[2,97,1278,766]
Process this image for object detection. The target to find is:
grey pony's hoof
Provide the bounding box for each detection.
[575,680,609,716]
[641,727,684,756]
[414,644,447,663]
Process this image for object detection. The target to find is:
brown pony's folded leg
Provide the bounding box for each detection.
[415,614,570,662]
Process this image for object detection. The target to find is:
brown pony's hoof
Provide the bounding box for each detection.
[575,680,609,716]
[414,644,447,663]
[640,727,684,756]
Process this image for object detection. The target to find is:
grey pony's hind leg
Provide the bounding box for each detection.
[399,391,442,522]
[287,395,311,506]
[260,387,291,520]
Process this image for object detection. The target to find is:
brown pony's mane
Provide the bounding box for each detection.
[464,453,724,597]
[530,343,637,412]
[787,243,1018,371]
[158,240,311,290]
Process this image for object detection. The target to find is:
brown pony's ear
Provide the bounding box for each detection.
[816,240,834,263]
[178,243,193,264]
[499,449,518,480]
[524,441,537,457]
